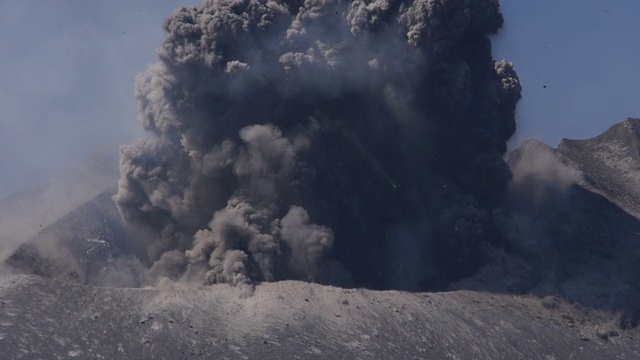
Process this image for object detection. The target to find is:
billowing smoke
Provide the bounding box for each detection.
[114,0,521,291]
[508,139,579,211]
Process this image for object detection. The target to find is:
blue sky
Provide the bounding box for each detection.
[0,0,194,198]
[0,0,638,198]
[494,0,640,148]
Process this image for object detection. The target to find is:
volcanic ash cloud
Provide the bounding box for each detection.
[114,0,521,291]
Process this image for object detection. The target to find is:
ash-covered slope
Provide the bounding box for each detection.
[0,148,119,265]
[490,119,640,324]
[1,274,638,360]
[4,188,146,288]
[557,118,640,219]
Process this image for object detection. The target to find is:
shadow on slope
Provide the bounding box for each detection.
[452,121,640,329]
[454,181,640,329]
[4,188,148,288]
[0,147,120,263]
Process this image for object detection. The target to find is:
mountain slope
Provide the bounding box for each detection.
[557,118,640,219]
[4,187,146,287]
[0,148,119,264]
[493,120,640,317]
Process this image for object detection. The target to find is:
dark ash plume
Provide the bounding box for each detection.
[114,0,521,291]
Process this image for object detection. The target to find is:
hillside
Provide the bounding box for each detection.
[0,147,119,265]
[557,118,640,219]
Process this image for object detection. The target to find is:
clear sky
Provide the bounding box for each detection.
[0,0,638,198]
[494,0,640,149]
[0,0,195,198]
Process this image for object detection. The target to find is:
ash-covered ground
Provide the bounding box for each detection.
[1,274,639,359]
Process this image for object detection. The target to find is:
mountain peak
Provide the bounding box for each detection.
[559,117,640,158]
[553,118,640,219]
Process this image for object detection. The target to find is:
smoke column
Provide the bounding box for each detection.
[114,0,521,291]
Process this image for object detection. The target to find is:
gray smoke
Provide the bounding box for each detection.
[114,0,521,291]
